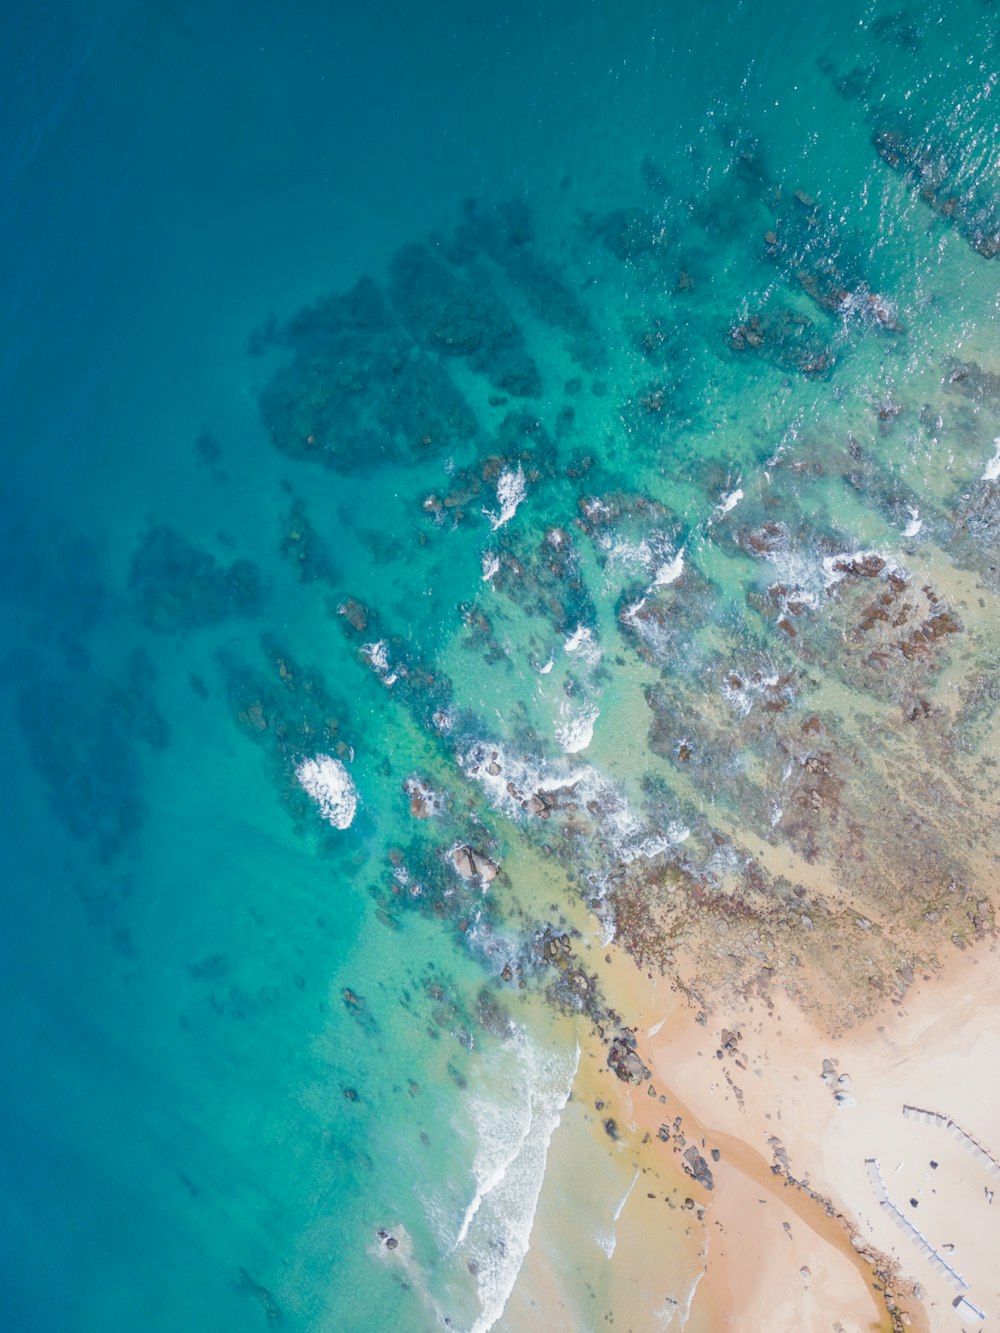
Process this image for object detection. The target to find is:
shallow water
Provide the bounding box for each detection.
[3,1,1000,1329]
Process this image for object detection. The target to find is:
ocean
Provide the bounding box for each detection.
[2,1,999,1328]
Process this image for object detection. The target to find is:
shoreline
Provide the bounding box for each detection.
[526,929,1000,1330]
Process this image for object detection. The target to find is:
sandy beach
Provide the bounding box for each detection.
[549,930,1000,1332]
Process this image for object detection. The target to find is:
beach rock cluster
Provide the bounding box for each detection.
[821,1057,857,1107]
[728,306,834,377]
[450,844,499,884]
[489,525,596,638]
[404,775,442,820]
[607,1031,651,1085]
[681,1145,715,1191]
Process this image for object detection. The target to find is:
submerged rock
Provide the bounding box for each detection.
[389,243,541,397]
[130,526,262,631]
[404,775,441,819]
[873,125,1000,259]
[337,597,371,634]
[259,276,477,470]
[279,499,337,585]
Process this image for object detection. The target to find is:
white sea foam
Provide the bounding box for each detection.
[295,754,357,829]
[461,742,574,818]
[596,1165,641,1258]
[653,548,685,586]
[902,506,923,538]
[481,551,500,582]
[462,742,688,866]
[756,545,825,603]
[454,1103,534,1249]
[563,623,602,666]
[536,656,554,675]
[722,667,781,719]
[599,534,657,573]
[599,529,684,589]
[837,287,899,330]
[581,495,612,522]
[982,438,1000,481]
[556,704,599,754]
[716,487,744,517]
[453,1034,579,1333]
[656,1261,706,1329]
[484,464,526,530]
[821,548,902,589]
[361,639,397,686]
[363,639,390,672]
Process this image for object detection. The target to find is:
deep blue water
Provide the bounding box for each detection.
[3,2,1000,1329]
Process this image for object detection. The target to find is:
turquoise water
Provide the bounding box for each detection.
[3,2,1000,1329]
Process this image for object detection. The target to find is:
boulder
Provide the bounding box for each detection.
[682,1145,715,1190]
[608,1033,650,1085]
[450,845,499,883]
[451,846,476,878]
[470,851,499,883]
